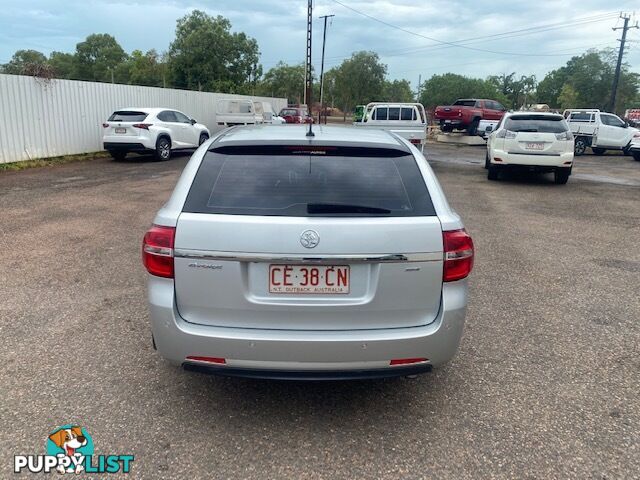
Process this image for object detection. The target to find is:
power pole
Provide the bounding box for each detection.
[318,14,335,124]
[304,0,313,110]
[610,13,639,113]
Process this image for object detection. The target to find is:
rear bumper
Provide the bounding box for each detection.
[490,149,573,167]
[438,119,464,126]
[103,142,152,153]
[183,363,432,380]
[147,277,468,379]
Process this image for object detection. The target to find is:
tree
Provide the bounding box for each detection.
[257,62,305,104]
[383,79,414,102]
[536,49,639,112]
[419,73,502,108]
[488,73,537,109]
[126,49,165,87]
[49,52,74,79]
[2,50,48,74]
[557,84,579,110]
[73,34,128,82]
[168,10,261,93]
[334,51,387,117]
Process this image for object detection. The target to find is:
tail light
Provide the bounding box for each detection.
[102,123,109,128]
[497,130,517,139]
[133,123,153,130]
[390,357,428,366]
[555,131,573,141]
[443,229,474,282]
[142,225,175,278]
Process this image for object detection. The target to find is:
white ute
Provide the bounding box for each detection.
[564,109,639,156]
[354,102,428,151]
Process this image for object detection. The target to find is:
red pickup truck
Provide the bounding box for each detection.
[434,99,506,135]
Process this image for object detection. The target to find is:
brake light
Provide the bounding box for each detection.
[102,123,109,128]
[497,129,517,139]
[555,131,573,141]
[133,123,152,130]
[390,358,428,366]
[443,229,474,282]
[186,356,226,365]
[142,225,175,278]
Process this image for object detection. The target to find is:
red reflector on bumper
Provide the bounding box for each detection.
[186,356,226,365]
[390,358,428,366]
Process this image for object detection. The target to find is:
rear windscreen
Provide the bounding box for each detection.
[108,111,148,122]
[183,146,435,217]
[453,100,476,107]
[505,115,569,133]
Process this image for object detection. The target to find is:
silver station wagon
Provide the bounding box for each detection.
[143,125,473,380]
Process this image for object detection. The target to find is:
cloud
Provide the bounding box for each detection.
[0,0,638,88]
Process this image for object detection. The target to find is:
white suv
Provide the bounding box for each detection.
[486,112,574,184]
[103,108,210,161]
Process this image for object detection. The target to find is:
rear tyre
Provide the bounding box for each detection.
[487,164,500,181]
[109,151,126,161]
[623,146,631,156]
[154,137,171,161]
[633,151,640,162]
[467,118,480,136]
[592,147,606,156]
[484,152,490,169]
[198,133,209,146]
[574,137,587,156]
[554,168,570,185]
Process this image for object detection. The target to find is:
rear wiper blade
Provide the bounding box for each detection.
[307,203,392,214]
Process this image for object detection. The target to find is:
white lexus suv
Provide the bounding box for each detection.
[103,108,210,161]
[486,111,574,184]
[143,125,474,380]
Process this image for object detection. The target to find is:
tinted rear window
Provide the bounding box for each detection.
[108,111,148,122]
[505,115,569,133]
[183,146,435,217]
[453,100,476,107]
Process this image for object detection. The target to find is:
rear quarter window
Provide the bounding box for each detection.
[183,145,436,217]
[505,115,569,133]
[108,111,148,122]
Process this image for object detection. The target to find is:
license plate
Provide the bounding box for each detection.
[444,120,451,123]
[269,265,350,294]
[525,142,544,150]
[115,127,126,134]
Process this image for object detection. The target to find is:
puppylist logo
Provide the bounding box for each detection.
[14,425,134,474]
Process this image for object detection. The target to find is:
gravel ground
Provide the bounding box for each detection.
[1,145,638,479]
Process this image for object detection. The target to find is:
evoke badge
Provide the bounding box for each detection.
[188,263,223,269]
[300,230,320,249]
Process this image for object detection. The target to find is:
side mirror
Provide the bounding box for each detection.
[190,119,197,125]
[623,122,629,128]
[486,126,493,132]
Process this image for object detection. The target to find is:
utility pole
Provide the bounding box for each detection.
[304,0,313,110]
[610,13,639,113]
[318,14,335,124]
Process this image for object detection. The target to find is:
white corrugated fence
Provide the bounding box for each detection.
[0,74,287,164]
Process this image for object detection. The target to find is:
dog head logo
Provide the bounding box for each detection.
[46,425,94,474]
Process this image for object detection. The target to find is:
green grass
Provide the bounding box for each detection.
[0,151,109,171]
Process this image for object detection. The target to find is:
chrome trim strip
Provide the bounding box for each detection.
[173,249,441,263]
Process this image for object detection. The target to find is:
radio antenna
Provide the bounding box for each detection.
[305,0,314,137]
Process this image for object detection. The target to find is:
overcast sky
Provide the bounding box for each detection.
[1,0,639,88]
